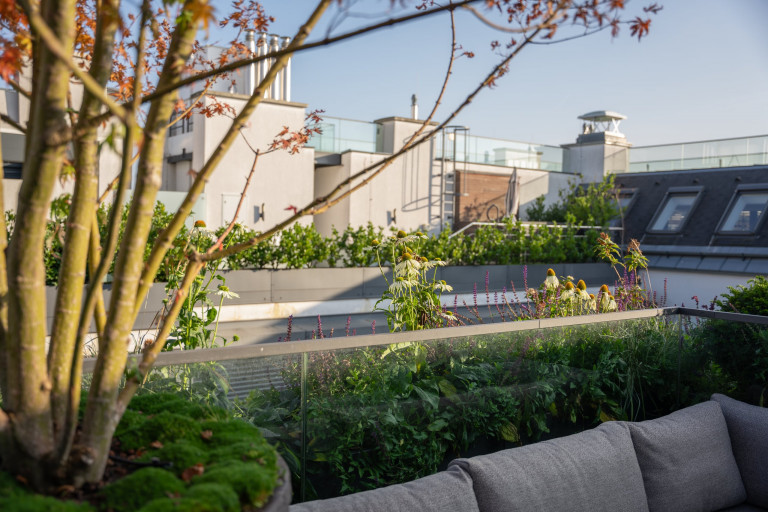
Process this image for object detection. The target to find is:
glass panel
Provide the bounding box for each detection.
[629,135,768,172]
[112,310,767,505]
[720,191,768,232]
[309,118,377,154]
[651,193,697,231]
[434,134,563,171]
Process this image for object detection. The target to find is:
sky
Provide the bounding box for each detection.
[207,0,768,147]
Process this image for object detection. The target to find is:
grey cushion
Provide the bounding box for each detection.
[712,393,768,508]
[628,401,746,512]
[449,421,649,512]
[289,465,480,512]
[717,505,768,511]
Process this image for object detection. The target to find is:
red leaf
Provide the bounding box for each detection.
[181,463,205,482]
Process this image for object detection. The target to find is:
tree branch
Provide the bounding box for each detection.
[194,5,558,263]
[0,114,26,133]
[18,0,129,125]
[146,0,481,103]
[133,0,334,315]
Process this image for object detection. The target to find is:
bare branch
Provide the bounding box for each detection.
[194,4,559,263]
[134,0,334,314]
[144,0,481,103]
[0,114,26,133]
[461,3,564,33]
[5,77,30,99]
[210,151,260,253]
[18,0,129,125]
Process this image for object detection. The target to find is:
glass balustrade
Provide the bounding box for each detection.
[101,307,767,503]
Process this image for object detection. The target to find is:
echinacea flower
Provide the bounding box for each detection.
[544,268,559,290]
[216,284,239,299]
[561,281,575,300]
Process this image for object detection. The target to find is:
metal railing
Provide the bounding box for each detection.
[92,306,768,503]
[629,134,768,172]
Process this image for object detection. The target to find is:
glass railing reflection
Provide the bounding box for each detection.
[124,308,767,503]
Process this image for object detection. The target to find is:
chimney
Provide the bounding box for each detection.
[282,36,291,102]
[245,30,256,94]
[269,35,280,100]
[411,94,418,120]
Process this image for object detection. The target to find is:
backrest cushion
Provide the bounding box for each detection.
[449,421,649,512]
[289,465,480,512]
[711,393,768,508]
[627,401,746,512]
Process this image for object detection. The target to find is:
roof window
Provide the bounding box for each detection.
[717,184,768,234]
[648,186,703,233]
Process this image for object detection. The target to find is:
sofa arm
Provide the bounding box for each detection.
[712,394,768,508]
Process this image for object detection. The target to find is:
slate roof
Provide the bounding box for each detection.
[613,165,768,274]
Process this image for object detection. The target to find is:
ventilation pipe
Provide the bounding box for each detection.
[245,30,256,94]
[243,32,292,101]
[411,94,418,120]
[257,32,268,92]
[282,36,291,102]
[269,35,281,100]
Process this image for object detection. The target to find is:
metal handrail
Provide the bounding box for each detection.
[449,221,623,238]
[82,306,767,373]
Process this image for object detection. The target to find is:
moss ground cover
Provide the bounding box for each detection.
[0,393,282,511]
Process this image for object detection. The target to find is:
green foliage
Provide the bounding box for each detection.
[372,231,456,331]
[717,275,768,316]
[693,276,768,402]
[242,316,722,499]
[102,468,186,512]
[526,175,619,226]
[32,199,606,287]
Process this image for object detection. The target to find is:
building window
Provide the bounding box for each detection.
[3,162,22,179]
[616,188,638,215]
[717,185,768,234]
[647,187,702,233]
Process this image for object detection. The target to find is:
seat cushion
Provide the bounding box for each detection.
[712,394,768,508]
[289,465,480,512]
[449,421,649,512]
[628,401,746,512]
[717,504,768,511]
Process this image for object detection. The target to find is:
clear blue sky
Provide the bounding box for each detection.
[208,0,768,147]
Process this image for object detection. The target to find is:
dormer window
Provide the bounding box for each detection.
[647,186,703,233]
[617,188,638,215]
[717,184,768,234]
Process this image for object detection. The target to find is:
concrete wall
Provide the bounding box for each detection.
[648,268,753,307]
[561,137,631,182]
[46,263,617,330]
[313,155,352,236]
[193,94,315,230]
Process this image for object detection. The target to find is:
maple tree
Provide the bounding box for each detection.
[0,0,658,493]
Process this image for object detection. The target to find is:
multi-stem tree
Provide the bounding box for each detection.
[0,0,658,491]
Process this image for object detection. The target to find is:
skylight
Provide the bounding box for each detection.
[718,186,768,233]
[648,187,702,233]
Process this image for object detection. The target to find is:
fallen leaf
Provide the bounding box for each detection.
[181,463,205,482]
[150,441,163,449]
[200,430,213,441]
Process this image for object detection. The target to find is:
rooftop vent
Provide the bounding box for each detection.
[576,110,626,143]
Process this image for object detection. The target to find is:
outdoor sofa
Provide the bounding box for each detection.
[290,394,768,512]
